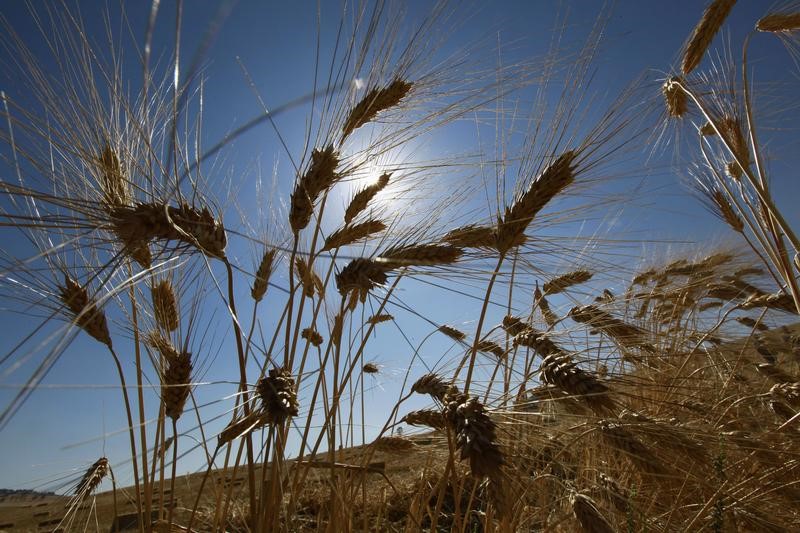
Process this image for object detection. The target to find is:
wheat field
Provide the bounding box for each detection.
[0,1,799,531]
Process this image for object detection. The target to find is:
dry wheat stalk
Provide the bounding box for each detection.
[344,173,390,224]
[571,492,615,533]
[757,12,800,32]
[543,269,593,294]
[321,219,387,252]
[442,224,496,249]
[403,409,445,430]
[58,274,112,347]
[682,0,737,75]
[443,390,504,478]
[256,367,299,424]
[411,373,453,402]
[162,349,192,420]
[496,151,576,253]
[289,145,340,233]
[539,354,615,413]
[663,77,688,117]
[342,79,413,139]
[301,327,324,347]
[151,279,179,332]
[110,202,226,258]
[251,249,277,302]
[75,457,109,501]
[372,435,416,453]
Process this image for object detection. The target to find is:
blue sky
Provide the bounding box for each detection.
[0,0,798,492]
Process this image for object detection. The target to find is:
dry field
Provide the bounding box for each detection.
[1,0,800,531]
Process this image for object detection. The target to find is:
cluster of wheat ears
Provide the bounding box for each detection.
[1,0,800,531]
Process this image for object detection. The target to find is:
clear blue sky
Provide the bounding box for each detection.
[0,0,798,492]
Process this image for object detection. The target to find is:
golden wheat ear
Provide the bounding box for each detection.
[570,492,615,533]
[342,80,413,140]
[344,173,390,224]
[162,349,192,421]
[289,145,340,234]
[443,391,504,479]
[251,248,277,302]
[757,12,800,32]
[682,0,737,75]
[663,76,689,118]
[74,457,109,502]
[495,150,576,254]
[58,274,112,347]
[256,367,299,424]
[151,279,179,332]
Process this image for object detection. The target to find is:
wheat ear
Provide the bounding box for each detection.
[344,173,390,224]
[151,279,179,332]
[682,0,737,75]
[496,151,576,253]
[757,12,800,32]
[75,457,109,502]
[342,79,413,139]
[543,269,593,294]
[58,274,112,347]
[252,248,277,302]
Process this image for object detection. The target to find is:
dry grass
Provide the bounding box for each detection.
[1,1,799,532]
